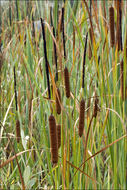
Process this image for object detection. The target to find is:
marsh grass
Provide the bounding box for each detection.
[0,0,127,189]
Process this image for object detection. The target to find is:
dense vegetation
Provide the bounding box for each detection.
[0,0,127,189]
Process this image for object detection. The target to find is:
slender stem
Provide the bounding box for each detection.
[14,66,18,111]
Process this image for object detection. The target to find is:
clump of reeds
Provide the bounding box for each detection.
[56,88,61,115]
[16,120,21,143]
[64,67,70,98]
[109,6,115,47]
[49,115,58,164]
[79,99,85,137]
[57,124,61,149]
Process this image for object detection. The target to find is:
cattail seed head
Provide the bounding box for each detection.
[57,124,61,149]
[116,1,120,51]
[49,115,58,164]
[56,88,61,115]
[109,6,115,47]
[93,97,99,118]
[16,120,21,143]
[64,67,70,98]
[79,99,85,137]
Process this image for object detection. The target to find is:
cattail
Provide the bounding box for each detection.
[116,1,120,51]
[16,120,21,143]
[56,88,61,115]
[109,6,115,47]
[49,115,58,164]
[93,97,99,118]
[79,99,85,137]
[120,60,124,100]
[116,1,123,51]
[57,124,61,149]
[64,67,70,98]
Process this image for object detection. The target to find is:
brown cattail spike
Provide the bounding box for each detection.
[64,67,70,98]
[57,124,61,149]
[120,60,124,100]
[49,115,58,164]
[16,120,21,143]
[79,99,85,137]
[116,1,120,51]
[56,88,61,115]
[93,97,99,118]
[109,6,115,47]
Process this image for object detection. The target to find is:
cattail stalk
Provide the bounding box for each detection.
[49,115,58,164]
[56,88,61,114]
[109,6,115,47]
[57,124,61,149]
[14,66,18,111]
[64,67,70,98]
[79,99,85,137]
[40,18,51,99]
